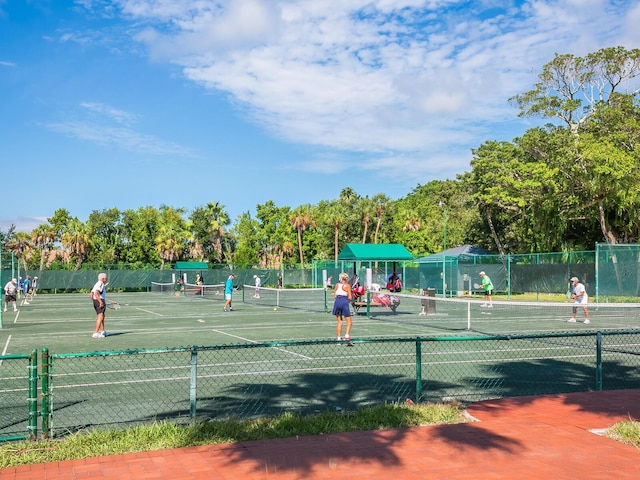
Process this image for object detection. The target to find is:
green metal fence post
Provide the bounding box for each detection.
[28,349,38,439]
[324,288,328,313]
[595,331,602,391]
[41,348,51,438]
[366,290,371,318]
[415,338,423,403]
[190,346,198,420]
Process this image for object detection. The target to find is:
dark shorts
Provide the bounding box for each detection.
[332,295,351,317]
[484,289,493,296]
[93,299,106,314]
[5,294,16,302]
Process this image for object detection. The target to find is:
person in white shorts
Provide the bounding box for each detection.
[253,275,261,298]
[568,276,590,324]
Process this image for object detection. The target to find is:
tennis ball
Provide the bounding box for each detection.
[273,308,278,311]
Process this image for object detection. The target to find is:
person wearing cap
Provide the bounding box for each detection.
[568,277,590,324]
[479,271,494,308]
[90,272,109,338]
[3,278,18,312]
[253,274,261,298]
[223,274,235,311]
[22,276,31,305]
[32,276,38,295]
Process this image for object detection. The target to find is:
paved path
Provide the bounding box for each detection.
[3,390,640,479]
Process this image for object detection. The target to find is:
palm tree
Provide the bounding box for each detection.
[61,219,92,270]
[358,197,375,244]
[289,205,316,269]
[187,236,204,261]
[31,224,56,273]
[6,232,32,276]
[372,193,391,244]
[155,225,187,270]
[323,201,345,263]
[400,207,421,232]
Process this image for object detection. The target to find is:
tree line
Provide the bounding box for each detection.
[2,47,639,272]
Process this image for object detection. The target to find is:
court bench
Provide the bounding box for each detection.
[351,299,399,314]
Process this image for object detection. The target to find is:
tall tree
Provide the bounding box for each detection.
[61,218,92,270]
[31,224,56,273]
[189,202,231,264]
[289,204,316,269]
[510,46,640,246]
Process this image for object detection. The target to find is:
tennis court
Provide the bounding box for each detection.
[2,287,640,440]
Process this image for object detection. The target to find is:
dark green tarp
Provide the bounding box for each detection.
[337,244,413,261]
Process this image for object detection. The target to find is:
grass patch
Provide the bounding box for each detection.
[0,402,465,468]
[606,420,640,449]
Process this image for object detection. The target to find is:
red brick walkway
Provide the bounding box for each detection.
[3,390,640,479]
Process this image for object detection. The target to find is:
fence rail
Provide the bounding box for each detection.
[2,332,640,441]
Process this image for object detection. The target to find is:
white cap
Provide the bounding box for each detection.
[479,271,485,276]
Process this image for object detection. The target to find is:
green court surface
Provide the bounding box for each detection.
[3,290,640,355]
[2,289,640,440]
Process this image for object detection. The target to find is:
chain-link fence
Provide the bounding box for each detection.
[2,332,640,442]
[3,243,640,300]
[0,351,38,442]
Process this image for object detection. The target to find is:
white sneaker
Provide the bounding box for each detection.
[583,319,590,324]
[480,303,488,307]
[567,318,576,323]
[3,307,6,312]
[92,332,102,338]
[487,304,493,308]
[13,308,17,312]
[23,301,29,305]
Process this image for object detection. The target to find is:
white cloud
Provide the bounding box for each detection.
[0,60,15,67]
[45,102,196,156]
[0,217,48,234]
[104,0,634,175]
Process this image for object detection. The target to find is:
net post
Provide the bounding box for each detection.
[595,331,602,391]
[28,349,38,439]
[467,300,471,330]
[41,348,51,439]
[415,338,423,402]
[189,346,198,419]
[366,290,371,318]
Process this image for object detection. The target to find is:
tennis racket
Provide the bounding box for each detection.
[473,283,482,289]
[566,290,574,300]
[106,301,121,310]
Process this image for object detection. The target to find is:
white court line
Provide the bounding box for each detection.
[134,307,164,316]
[210,328,311,359]
[2,335,11,356]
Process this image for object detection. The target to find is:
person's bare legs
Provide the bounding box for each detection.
[344,316,352,340]
[95,312,104,334]
[335,315,343,340]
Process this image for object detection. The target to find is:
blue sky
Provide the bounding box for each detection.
[0,0,638,233]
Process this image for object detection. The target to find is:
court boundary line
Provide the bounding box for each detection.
[210,328,312,359]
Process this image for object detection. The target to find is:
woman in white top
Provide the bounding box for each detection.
[332,272,354,345]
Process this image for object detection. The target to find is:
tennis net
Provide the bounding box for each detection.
[355,291,640,335]
[184,283,225,298]
[150,281,175,294]
[242,285,328,312]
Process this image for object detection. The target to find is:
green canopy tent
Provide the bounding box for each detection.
[337,243,413,287]
[336,243,413,317]
[337,244,414,263]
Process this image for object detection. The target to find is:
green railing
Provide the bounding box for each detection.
[0,350,38,442]
[2,332,640,441]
